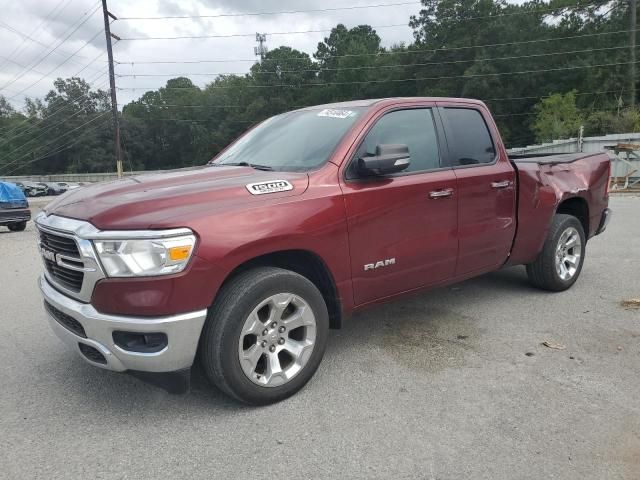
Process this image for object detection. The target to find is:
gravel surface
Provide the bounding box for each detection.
[0,196,638,479]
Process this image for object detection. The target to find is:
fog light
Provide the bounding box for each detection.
[112,331,168,353]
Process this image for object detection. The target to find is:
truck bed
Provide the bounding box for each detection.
[506,151,610,266]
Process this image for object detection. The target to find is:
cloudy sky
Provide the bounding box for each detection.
[0,0,431,110]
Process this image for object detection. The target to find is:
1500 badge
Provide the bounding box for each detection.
[246,180,294,195]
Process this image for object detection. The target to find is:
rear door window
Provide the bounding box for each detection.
[442,108,496,167]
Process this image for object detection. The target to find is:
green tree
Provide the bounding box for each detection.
[0,96,16,118]
[532,91,583,142]
[314,24,382,101]
[0,78,111,175]
[3,2,640,174]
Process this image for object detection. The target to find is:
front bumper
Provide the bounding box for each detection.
[0,207,31,225]
[39,276,207,372]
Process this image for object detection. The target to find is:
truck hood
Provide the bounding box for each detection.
[44,166,309,230]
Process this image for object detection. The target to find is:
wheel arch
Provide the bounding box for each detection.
[217,249,343,329]
[556,196,589,237]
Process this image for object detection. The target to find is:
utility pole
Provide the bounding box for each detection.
[578,125,584,153]
[254,33,268,62]
[101,0,123,178]
[631,0,637,109]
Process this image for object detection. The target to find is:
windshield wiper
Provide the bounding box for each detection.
[217,161,274,171]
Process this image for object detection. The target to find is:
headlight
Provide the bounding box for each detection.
[93,234,196,277]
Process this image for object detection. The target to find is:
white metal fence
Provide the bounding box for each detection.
[0,171,167,183]
[507,132,640,179]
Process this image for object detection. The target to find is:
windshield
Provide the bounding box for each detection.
[213,107,364,171]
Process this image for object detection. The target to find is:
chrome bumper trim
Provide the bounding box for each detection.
[40,276,207,372]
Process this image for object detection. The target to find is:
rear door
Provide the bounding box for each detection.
[340,106,458,305]
[439,105,516,276]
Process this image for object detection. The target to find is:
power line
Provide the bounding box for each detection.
[120,102,623,125]
[0,0,73,73]
[0,111,111,174]
[484,89,623,102]
[124,118,255,124]
[0,75,109,146]
[0,47,105,102]
[0,55,52,80]
[115,45,631,78]
[118,2,614,40]
[5,29,105,101]
[1,118,111,176]
[0,90,110,162]
[124,104,243,109]
[119,90,623,111]
[0,3,103,93]
[116,1,605,21]
[121,89,621,114]
[117,59,639,91]
[71,48,109,78]
[119,23,409,41]
[117,1,421,20]
[115,28,636,65]
[0,17,103,69]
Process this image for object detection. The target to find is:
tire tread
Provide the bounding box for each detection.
[526,214,585,291]
[199,266,328,405]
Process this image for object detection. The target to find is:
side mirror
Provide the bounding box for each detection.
[358,144,411,176]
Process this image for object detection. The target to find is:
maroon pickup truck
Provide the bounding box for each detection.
[36,97,611,404]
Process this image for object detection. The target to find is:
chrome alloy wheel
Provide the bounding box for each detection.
[555,226,582,281]
[238,293,317,387]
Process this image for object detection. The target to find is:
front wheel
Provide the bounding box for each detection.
[526,214,586,291]
[199,267,329,405]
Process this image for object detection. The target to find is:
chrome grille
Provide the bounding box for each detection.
[39,230,80,256]
[35,214,105,303]
[38,229,84,292]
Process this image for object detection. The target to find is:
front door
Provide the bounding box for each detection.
[340,107,458,305]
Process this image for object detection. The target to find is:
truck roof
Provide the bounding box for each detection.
[295,97,486,111]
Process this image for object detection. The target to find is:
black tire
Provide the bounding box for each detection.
[526,214,586,292]
[8,222,27,232]
[199,267,329,405]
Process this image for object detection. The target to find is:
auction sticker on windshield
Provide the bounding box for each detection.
[317,109,355,119]
[246,180,294,195]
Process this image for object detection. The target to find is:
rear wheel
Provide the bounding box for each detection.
[199,267,329,405]
[8,222,26,232]
[526,214,585,291]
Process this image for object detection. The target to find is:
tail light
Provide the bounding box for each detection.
[605,160,612,197]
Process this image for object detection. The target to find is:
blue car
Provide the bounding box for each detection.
[0,181,31,231]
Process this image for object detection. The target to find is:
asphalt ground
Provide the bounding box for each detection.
[0,196,638,479]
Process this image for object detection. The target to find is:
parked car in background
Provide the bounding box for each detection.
[37,182,67,196]
[14,181,47,197]
[0,182,31,231]
[57,182,81,190]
